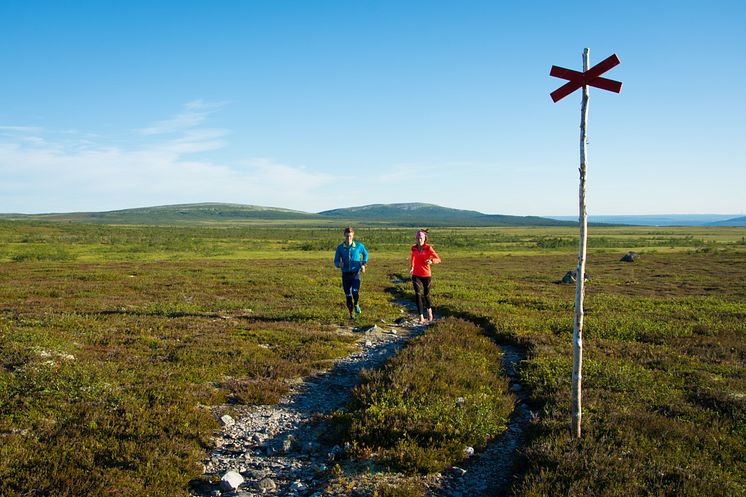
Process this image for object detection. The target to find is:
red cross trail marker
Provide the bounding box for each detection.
[550,53,622,102]
[549,49,622,440]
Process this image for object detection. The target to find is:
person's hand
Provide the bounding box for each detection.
[361,264,366,273]
[426,259,432,265]
[409,267,414,274]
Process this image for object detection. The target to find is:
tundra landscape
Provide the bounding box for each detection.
[0,207,744,496]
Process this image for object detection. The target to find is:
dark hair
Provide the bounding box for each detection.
[344,227,355,234]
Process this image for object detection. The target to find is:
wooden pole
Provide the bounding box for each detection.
[572,48,590,439]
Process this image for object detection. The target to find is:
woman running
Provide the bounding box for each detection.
[334,227,368,320]
[409,229,441,324]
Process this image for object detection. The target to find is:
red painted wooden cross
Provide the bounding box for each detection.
[550,53,622,102]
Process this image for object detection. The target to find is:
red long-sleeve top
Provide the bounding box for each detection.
[410,243,441,277]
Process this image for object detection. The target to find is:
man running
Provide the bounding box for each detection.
[334,227,369,320]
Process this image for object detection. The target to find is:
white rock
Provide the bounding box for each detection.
[464,446,475,457]
[220,415,235,428]
[220,470,244,491]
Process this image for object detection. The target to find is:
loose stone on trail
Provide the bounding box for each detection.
[219,471,244,491]
[192,317,422,496]
[193,304,530,497]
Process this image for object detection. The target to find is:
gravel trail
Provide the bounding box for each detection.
[190,317,426,496]
[190,310,530,497]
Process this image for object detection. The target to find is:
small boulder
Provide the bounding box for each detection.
[621,251,639,262]
[220,471,244,492]
[561,270,590,284]
[256,477,277,492]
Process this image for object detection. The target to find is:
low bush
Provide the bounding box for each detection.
[336,318,513,474]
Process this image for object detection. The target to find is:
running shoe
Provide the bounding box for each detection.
[354,304,362,315]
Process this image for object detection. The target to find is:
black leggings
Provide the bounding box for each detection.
[412,275,432,316]
[342,271,361,312]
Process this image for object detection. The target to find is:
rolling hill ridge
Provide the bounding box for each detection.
[0,202,574,226]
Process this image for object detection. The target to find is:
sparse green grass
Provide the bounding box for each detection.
[0,255,367,496]
[335,318,513,474]
[427,252,746,497]
[0,221,745,496]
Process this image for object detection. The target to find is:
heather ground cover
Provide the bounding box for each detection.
[0,221,744,496]
[424,251,746,496]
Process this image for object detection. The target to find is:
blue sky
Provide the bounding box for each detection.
[1,1,744,216]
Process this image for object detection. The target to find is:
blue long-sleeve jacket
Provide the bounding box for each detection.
[334,241,368,273]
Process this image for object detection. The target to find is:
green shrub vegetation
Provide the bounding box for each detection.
[0,220,744,496]
[337,318,513,474]
[428,252,746,497]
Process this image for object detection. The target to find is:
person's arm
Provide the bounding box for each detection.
[334,246,343,269]
[360,244,368,272]
[409,248,416,274]
[428,247,441,265]
[361,244,369,265]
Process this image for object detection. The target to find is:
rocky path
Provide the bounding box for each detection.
[190,316,426,497]
[190,312,530,497]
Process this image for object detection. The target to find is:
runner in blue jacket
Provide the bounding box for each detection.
[334,227,368,319]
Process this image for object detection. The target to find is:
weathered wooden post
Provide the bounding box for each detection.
[572,48,591,438]
[550,49,622,438]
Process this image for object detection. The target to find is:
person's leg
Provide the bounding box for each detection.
[352,273,362,314]
[421,276,433,321]
[412,276,426,322]
[342,273,354,317]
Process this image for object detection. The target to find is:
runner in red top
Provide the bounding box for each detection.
[409,229,441,324]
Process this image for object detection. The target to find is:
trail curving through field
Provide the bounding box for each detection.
[190,283,530,496]
[189,318,426,496]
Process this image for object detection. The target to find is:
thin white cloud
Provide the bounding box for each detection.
[139,100,228,135]
[0,126,44,134]
[0,103,337,213]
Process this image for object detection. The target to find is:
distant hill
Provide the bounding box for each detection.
[0,202,576,227]
[547,214,741,227]
[708,216,746,227]
[0,203,323,224]
[319,203,574,227]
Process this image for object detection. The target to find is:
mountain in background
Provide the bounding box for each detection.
[547,214,743,226]
[3,202,740,227]
[0,203,322,224]
[708,216,746,227]
[319,203,574,226]
[0,202,574,226]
